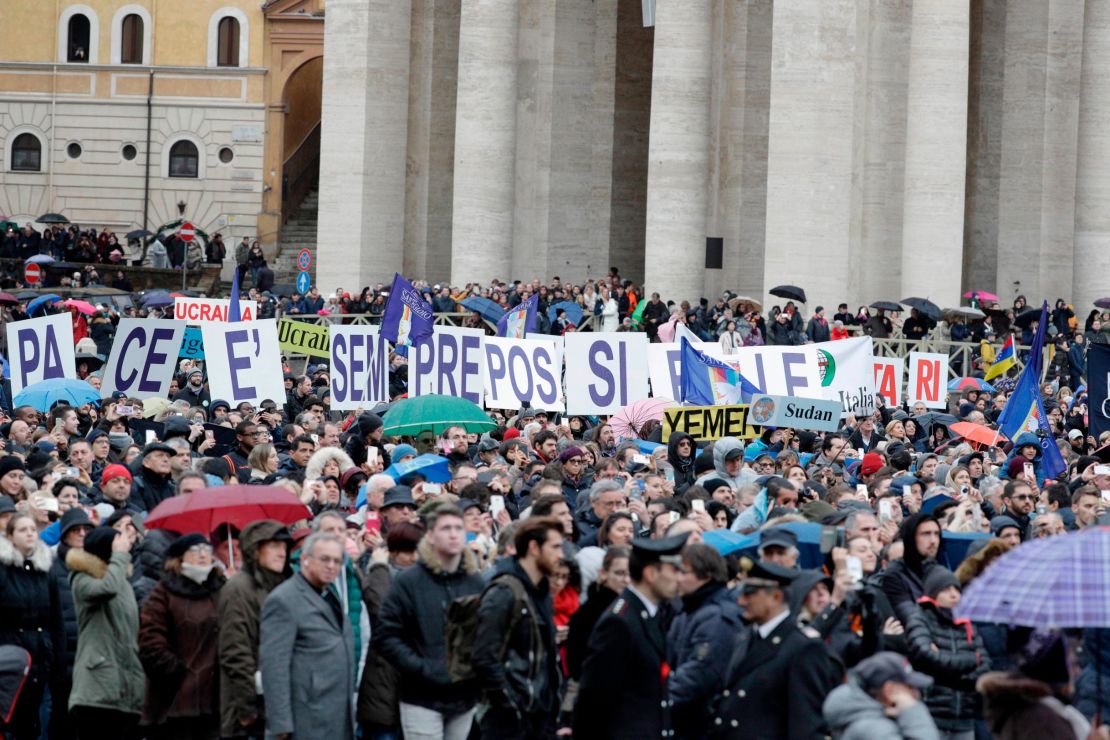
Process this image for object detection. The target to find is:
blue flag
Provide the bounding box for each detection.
[497,294,538,338]
[679,337,761,405]
[228,265,242,322]
[997,303,1066,479]
[381,273,434,347]
[1089,343,1110,441]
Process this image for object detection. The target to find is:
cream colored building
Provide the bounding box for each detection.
[0,0,280,246]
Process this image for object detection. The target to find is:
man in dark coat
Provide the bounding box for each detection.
[708,560,837,739]
[49,509,93,739]
[128,443,176,513]
[573,532,690,740]
[667,544,743,740]
[880,512,943,625]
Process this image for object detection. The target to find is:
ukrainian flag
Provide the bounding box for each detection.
[984,335,1016,381]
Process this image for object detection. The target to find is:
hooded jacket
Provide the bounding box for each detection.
[979,671,1091,740]
[667,432,698,489]
[305,446,356,482]
[822,679,940,740]
[904,597,989,730]
[66,548,145,714]
[705,437,751,490]
[217,520,291,737]
[1000,432,1047,487]
[880,513,942,625]
[375,537,484,716]
[0,537,62,690]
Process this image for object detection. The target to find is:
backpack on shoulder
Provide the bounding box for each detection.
[445,573,538,683]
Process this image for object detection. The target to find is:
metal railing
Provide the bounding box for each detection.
[276,311,1037,380]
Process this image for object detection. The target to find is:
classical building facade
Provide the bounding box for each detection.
[0,0,324,253]
[317,0,1110,313]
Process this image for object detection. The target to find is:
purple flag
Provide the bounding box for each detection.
[381,273,434,347]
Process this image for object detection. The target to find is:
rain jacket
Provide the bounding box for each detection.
[217,520,291,737]
[822,679,940,740]
[66,549,144,715]
[667,432,698,489]
[1000,432,1046,486]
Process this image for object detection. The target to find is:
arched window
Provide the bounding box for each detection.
[217,16,240,67]
[168,140,199,178]
[120,13,143,64]
[11,133,42,172]
[67,14,91,62]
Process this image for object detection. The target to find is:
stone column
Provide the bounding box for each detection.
[996,0,1083,305]
[1074,0,1110,311]
[316,0,411,295]
[642,0,711,304]
[899,0,969,307]
[763,1,860,312]
[450,0,519,284]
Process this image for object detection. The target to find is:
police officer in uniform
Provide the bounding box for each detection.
[708,559,838,739]
[573,532,690,740]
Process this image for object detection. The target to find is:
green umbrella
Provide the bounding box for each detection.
[382,394,496,436]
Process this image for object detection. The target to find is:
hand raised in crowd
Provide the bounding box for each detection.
[878,518,899,545]
[882,617,904,636]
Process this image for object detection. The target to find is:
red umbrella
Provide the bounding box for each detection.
[144,485,310,534]
[0,292,18,306]
[949,421,1006,449]
[610,397,675,440]
[963,290,999,302]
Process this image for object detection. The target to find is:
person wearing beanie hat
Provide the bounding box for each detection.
[96,463,141,515]
[0,456,26,500]
[138,531,224,733]
[859,452,884,479]
[344,412,390,472]
[390,443,418,464]
[66,523,145,730]
[989,515,1022,547]
[904,566,989,736]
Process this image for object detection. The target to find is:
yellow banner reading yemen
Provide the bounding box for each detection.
[277,319,330,357]
[662,405,758,442]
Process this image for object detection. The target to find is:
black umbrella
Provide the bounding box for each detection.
[870,301,903,312]
[1013,307,1041,329]
[901,297,943,322]
[1094,297,1110,310]
[36,213,69,225]
[74,353,104,372]
[769,285,807,303]
[15,291,36,301]
[125,229,154,241]
[912,412,959,434]
[270,283,295,298]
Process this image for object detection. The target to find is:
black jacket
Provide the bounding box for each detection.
[564,582,617,680]
[130,467,176,513]
[49,541,79,682]
[708,614,837,739]
[880,512,942,625]
[0,538,64,690]
[472,559,559,718]
[905,597,989,731]
[375,538,484,716]
[574,508,604,548]
[666,583,744,740]
[573,587,672,740]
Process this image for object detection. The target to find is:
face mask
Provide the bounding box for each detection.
[181,561,215,585]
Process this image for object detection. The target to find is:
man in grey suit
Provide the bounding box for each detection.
[261,532,355,740]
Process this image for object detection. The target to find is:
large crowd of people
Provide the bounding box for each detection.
[0,251,1108,738]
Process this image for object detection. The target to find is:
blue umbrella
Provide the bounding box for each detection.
[460,296,505,324]
[13,378,100,411]
[384,453,452,484]
[24,255,54,265]
[704,522,827,568]
[141,290,175,309]
[26,294,62,315]
[547,300,584,325]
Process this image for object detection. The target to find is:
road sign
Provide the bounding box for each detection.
[24,263,41,285]
[179,221,195,242]
[297,249,311,271]
[296,271,311,294]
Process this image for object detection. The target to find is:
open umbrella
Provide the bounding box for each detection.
[703,522,826,568]
[963,290,999,302]
[870,301,903,312]
[949,421,1005,448]
[0,293,18,306]
[610,397,675,440]
[26,294,62,315]
[269,283,295,298]
[144,485,311,534]
[74,353,104,372]
[769,285,807,303]
[384,453,452,484]
[140,291,175,309]
[36,213,69,225]
[727,295,762,313]
[63,299,96,315]
[125,229,154,241]
[15,292,37,301]
[944,306,986,320]
[947,377,996,393]
[912,412,958,434]
[547,300,584,325]
[13,378,100,411]
[1095,297,1110,310]
[1013,307,1041,329]
[382,394,495,436]
[460,296,505,324]
[901,297,943,321]
[139,397,174,419]
[24,254,54,265]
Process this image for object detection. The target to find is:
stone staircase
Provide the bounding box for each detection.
[271,188,319,285]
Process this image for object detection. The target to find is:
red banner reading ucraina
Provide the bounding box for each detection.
[174,297,257,323]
